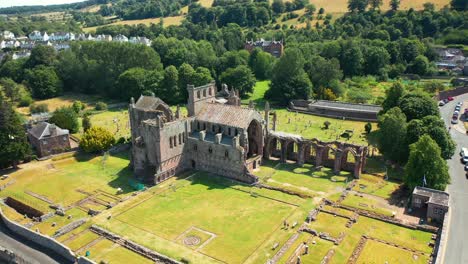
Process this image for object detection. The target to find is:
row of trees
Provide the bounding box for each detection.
[376,83,453,190]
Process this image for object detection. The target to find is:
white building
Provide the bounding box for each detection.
[12,51,31,60]
[29,31,49,41]
[53,43,70,51]
[129,36,152,46]
[113,34,128,42]
[20,40,36,50]
[1,31,15,40]
[95,34,113,42]
[0,40,20,49]
[49,32,75,41]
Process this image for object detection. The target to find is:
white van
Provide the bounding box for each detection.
[461,148,468,157]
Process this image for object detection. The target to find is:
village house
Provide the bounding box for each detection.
[95,34,113,42]
[1,30,15,40]
[20,40,36,50]
[27,122,71,157]
[49,32,75,41]
[113,34,129,42]
[0,40,20,49]
[77,33,94,41]
[129,36,152,46]
[12,51,31,60]
[53,42,70,51]
[411,186,449,222]
[28,31,49,41]
[244,38,284,58]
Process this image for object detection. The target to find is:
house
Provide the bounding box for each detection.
[1,30,15,40]
[53,42,70,51]
[49,32,75,41]
[411,186,449,222]
[435,48,466,71]
[95,34,113,42]
[77,33,94,41]
[129,36,151,46]
[28,31,49,41]
[0,40,20,49]
[20,40,36,50]
[28,122,71,157]
[245,38,284,58]
[12,51,31,60]
[113,34,128,42]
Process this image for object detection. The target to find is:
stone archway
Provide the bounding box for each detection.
[341,148,358,172]
[247,120,263,158]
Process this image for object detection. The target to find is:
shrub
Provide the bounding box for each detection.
[72,100,85,113]
[49,106,79,133]
[79,126,115,153]
[19,94,33,107]
[29,103,49,114]
[95,101,108,111]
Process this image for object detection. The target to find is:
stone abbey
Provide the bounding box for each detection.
[129,82,367,185]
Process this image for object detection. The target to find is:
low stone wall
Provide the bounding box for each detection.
[256,183,313,199]
[0,208,76,263]
[77,256,96,264]
[90,225,182,264]
[434,212,450,264]
[52,218,87,238]
[5,197,44,218]
[437,86,468,100]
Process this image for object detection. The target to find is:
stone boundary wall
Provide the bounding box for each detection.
[434,212,450,264]
[256,183,313,199]
[288,106,379,122]
[5,197,44,218]
[437,86,468,100]
[77,256,96,264]
[321,249,335,264]
[90,225,182,264]
[0,208,76,263]
[52,218,87,238]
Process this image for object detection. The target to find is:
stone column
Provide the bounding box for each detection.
[272,112,277,131]
[315,146,323,167]
[297,143,305,166]
[333,149,343,174]
[353,155,362,179]
[280,140,287,163]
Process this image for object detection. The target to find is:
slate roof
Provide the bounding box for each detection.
[195,103,261,129]
[309,100,382,113]
[134,95,171,112]
[413,186,449,207]
[28,122,69,140]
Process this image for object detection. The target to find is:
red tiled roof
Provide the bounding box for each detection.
[196,103,262,129]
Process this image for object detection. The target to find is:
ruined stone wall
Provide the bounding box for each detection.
[5,197,44,218]
[0,208,76,263]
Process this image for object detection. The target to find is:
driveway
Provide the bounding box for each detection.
[0,221,70,264]
[440,93,468,264]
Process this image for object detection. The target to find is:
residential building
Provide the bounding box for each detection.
[27,122,71,157]
[245,39,284,58]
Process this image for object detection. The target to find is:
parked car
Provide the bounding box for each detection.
[451,118,459,124]
[444,99,449,103]
[454,110,460,116]
[455,106,461,111]
[439,101,446,106]
[465,164,468,171]
[463,155,468,164]
[461,148,468,157]
[457,102,463,106]
[448,96,455,101]
[464,108,468,114]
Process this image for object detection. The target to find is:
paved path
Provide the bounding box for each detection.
[0,221,70,264]
[440,93,468,264]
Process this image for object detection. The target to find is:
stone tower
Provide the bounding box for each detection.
[187,80,216,117]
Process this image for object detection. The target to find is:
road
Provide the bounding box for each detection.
[441,93,468,264]
[0,221,69,264]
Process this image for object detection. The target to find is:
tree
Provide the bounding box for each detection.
[116,67,151,101]
[95,102,107,111]
[364,46,390,75]
[348,0,368,12]
[249,49,274,80]
[377,107,408,163]
[369,0,383,10]
[390,0,400,10]
[451,0,467,11]
[272,0,286,14]
[409,55,430,76]
[365,122,372,134]
[82,114,91,132]
[29,103,49,114]
[49,106,79,133]
[79,126,115,153]
[25,66,62,99]
[220,65,256,98]
[340,41,363,77]
[72,101,85,113]
[305,4,316,14]
[398,93,439,121]
[160,66,180,104]
[26,45,57,68]
[266,48,312,105]
[0,95,31,169]
[305,56,343,98]
[405,135,450,191]
[382,82,405,112]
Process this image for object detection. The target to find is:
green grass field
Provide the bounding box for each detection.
[111,172,299,263]
[309,212,349,237]
[341,194,394,216]
[357,239,429,263]
[243,80,270,105]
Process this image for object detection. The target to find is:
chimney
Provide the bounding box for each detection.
[232,136,239,148]
[199,131,206,141]
[215,133,222,144]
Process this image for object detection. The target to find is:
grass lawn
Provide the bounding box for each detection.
[357,239,430,264]
[341,194,394,217]
[1,151,135,209]
[17,92,118,116]
[272,109,371,145]
[64,230,100,251]
[301,238,335,263]
[308,212,349,237]
[84,108,130,140]
[89,241,154,264]
[261,162,351,196]
[109,172,300,263]
[353,174,401,199]
[33,207,88,236]
[243,80,270,106]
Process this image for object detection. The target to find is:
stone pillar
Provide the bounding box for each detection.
[333,149,343,174]
[361,148,368,173]
[280,140,287,163]
[263,138,271,159]
[353,155,362,178]
[297,143,305,165]
[199,131,206,141]
[315,146,323,167]
[175,105,181,119]
[272,112,277,131]
[264,102,270,131]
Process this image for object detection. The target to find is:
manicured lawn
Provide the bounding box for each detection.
[112,172,299,263]
[341,194,394,217]
[65,230,100,251]
[92,243,154,264]
[264,163,351,196]
[357,239,429,264]
[272,109,371,145]
[308,212,349,238]
[301,238,335,263]
[34,207,88,236]
[1,151,135,208]
[353,174,401,199]
[243,80,270,105]
[87,108,130,140]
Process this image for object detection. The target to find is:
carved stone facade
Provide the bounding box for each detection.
[129,83,368,185]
